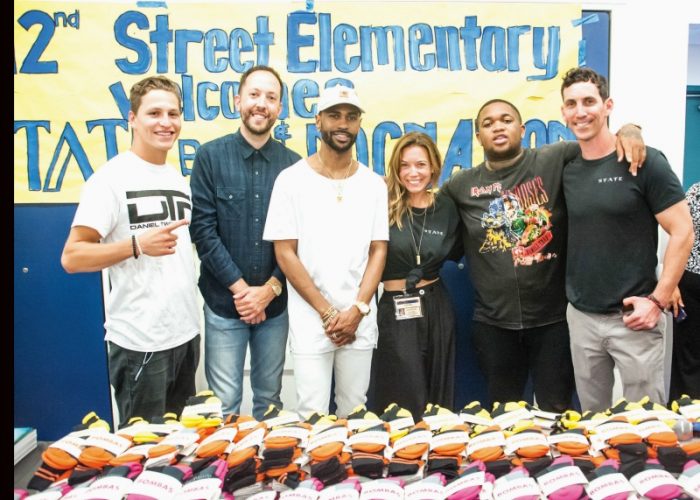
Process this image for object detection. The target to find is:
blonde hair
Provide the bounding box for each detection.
[386,132,443,229]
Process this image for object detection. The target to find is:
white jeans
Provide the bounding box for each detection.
[293,347,373,418]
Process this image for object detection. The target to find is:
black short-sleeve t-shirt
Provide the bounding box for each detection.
[382,191,461,282]
[563,146,686,313]
[441,142,580,329]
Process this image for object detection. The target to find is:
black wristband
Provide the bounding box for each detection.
[646,294,664,311]
[131,234,139,259]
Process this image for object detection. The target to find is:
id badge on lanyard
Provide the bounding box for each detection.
[393,292,423,320]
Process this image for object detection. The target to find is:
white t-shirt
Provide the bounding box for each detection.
[72,151,199,352]
[263,159,389,354]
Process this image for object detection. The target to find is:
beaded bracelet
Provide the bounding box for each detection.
[131,234,139,259]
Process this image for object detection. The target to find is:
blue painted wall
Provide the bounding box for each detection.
[14,205,112,440]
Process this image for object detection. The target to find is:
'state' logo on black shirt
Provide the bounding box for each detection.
[597,176,624,184]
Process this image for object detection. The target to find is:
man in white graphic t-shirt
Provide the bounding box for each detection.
[61,76,200,426]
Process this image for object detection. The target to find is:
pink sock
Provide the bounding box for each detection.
[632,459,683,500]
[447,460,487,500]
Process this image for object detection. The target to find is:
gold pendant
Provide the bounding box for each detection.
[416,255,421,265]
[337,194,343,202]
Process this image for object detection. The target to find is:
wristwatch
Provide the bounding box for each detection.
[354,301,371,316]
[266,279,282,297]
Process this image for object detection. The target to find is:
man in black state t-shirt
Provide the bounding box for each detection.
[560,67,693,412]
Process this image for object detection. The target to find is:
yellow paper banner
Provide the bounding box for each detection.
[14,1,581,203]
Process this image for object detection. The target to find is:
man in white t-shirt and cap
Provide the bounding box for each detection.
[263,84,389,417]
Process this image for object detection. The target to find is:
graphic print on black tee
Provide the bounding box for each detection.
[477,176,556,266]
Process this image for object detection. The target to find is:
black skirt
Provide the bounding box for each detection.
[367,280,456,419]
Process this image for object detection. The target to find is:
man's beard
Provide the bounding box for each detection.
[321,129,357,153]
[241,110,275,136]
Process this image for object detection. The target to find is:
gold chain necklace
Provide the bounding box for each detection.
[407,206,428,266]
[318,154,354,202]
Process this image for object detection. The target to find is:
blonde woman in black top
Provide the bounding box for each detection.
[368,132,461,418]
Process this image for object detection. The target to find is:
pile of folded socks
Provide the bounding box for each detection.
[18,393,700,499]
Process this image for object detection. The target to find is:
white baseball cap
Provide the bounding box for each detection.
[317,84,364,114]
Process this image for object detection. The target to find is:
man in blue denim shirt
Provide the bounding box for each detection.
[189,65,301,419]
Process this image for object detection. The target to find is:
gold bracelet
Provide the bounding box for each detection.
[322,316,337,329]
[321,305,337,320]
[322,312,338,325]
[321,306,339,327]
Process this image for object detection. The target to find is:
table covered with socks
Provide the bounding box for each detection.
[15,392,700,499]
